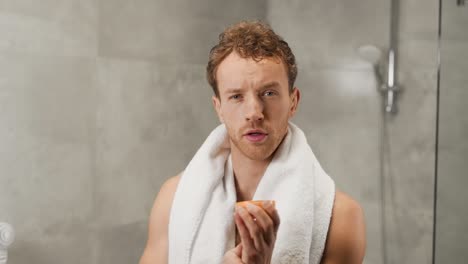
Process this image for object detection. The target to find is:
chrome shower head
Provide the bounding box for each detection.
[357,44,385,85]
[357,44,383,65]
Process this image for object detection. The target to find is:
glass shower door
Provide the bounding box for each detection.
[434,0,468,262]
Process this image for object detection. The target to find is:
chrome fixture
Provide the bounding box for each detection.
[357,44,400,114]
[358,0,400,115]
[0,222,15,264]
[382,48,399,114]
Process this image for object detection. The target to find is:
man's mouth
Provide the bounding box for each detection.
[244,130,268,143]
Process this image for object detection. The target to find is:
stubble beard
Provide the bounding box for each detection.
[228,127,287,161]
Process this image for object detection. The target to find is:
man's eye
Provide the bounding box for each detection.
[230,94,241,100]
[263,91,275,96]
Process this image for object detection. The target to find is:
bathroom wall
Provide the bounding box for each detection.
[382,1,439,263]
[267,0,438,263]
[435,1,468,262]
[0,1,266,263]
[0,1,99,263]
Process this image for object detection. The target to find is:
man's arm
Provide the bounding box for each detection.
[139,174,181,264]
[321,190,366,264]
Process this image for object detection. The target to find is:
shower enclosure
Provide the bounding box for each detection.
[434,0,468,262]
[0,0,466,263]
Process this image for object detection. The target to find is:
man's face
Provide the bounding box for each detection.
[212,51,300,161]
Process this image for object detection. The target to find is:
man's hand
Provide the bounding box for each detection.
[226,201,280,264]
[223,243,244,264]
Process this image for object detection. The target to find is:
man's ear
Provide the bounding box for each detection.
[289,87,301,118]
[212,95,224,123]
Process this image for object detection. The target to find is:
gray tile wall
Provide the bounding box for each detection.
[0,0,99,262]
[383,0,438,263]
[435,1,468,262]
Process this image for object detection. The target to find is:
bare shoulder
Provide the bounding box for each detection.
[139,172,183,264]
[158,173,182,198]
[333,190,364,223]
[150,172,182,225]
[321,189,366,264]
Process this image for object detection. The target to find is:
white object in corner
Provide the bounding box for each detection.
[0,223,15,264]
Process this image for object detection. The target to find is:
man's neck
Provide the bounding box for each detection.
[230,145,272,202]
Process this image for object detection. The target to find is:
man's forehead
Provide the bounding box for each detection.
[216,54,287,91]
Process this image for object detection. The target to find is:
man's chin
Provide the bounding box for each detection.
[239,146,275,161]
[229,136,277,161]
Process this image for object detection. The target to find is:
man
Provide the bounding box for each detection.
[139,21,366,264]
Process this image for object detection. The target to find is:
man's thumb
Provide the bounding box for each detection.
[234,243,243,256]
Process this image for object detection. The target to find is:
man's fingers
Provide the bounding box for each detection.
[234,211,255,250]
[260,202,280,230]
[269,207,280,233]
[245,202,280,234]
[245,202,279,245]
[237,206,264,250]
[236,206,265,251]
[234,243,242,256]
[245,203,278,245]
[245,203,272,232]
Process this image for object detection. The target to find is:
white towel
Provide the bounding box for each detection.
[168,122,335,264]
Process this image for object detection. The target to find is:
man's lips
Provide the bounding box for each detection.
[244,129,268,136]
[244,129,268,143]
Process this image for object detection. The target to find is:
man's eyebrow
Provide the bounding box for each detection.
[224,88,243,94]
[260,82,280,90]
[223,82,280,94]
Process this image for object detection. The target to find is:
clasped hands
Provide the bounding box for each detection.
[223,201,280,264]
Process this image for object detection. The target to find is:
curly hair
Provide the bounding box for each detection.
[206,20,297,98]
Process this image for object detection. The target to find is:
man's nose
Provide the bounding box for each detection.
[245,96,264,121]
